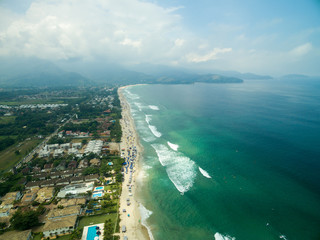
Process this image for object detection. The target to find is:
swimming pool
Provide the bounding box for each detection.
[95,186,104,190]
[92,192,103,198]
[87,226,99,240]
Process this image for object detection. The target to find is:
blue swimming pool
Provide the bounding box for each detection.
[93,192,102,198]
[87,226,98,240]
[95,186,104,190]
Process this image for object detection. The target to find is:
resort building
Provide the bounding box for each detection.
[35,187,55,203]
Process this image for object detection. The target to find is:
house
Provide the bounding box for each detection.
[55,177,71,186]
[34,172,47,180]
[84,174,99,182]
[0,208,10,218]
[31,166,41,173]
[47,144,59,150]
[70,176,84,184]
[73,169,83,177]
[72,142,82,149]
[21,167,30,175]
[50,171,61,179]
[21,192,37,204]
[59,198,86,208]
[39,149,50,158]
[60,170,74,178]
[57,182,94,198]
[89,158,100,167]
[68,160,77,169]
[25,181,41,190]
[47,205,81,220]
[78,159,88,169]
[43,163,54,172]
[68,148,79,155]
[104,176,116,185]
[40,179,56,187]
[53,149,64,158]
[0,229,33,240]
[35,187,55,203]
[56,161,66,171]
[60,143,70,150]
[42,215,77,238]
[0,191,22,209]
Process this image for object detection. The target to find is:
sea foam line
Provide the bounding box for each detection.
[148,105,159,110]
[139,203,155,240]
[152,144,196,193]
[167,141,179,151]
[214,233,236,240]
[199,167,212,178]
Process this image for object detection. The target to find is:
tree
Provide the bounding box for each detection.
[10,209,39,230]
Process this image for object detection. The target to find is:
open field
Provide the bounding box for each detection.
[0,99,65,105]
[0,138,41,171]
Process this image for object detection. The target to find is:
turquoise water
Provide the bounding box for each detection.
[123,79,320,240]
[92,192,103,198]
[87,226,99,240]
[95,186,104,190]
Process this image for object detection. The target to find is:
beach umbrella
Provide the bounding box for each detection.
[97,230,101,235]
[96,226,100,230]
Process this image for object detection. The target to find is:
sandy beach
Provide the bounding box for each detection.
[117,86,150,240]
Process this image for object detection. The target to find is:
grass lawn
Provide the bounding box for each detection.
[0,116,16,124]
[78,213,117,229]
[0,138,41,171]
[0,99,65,105]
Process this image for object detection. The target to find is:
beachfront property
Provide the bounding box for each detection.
[57,182,94,198]
[47,205,82,219]
[42,215,78,238]
[0,229,32,240]
[84,140,103,155]
[92,186,105,199]
[81,223,104,240]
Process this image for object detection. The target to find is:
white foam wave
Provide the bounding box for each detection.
[134,102,144,111]
[214,233,236,240]
[149,125,162,138]
[199,167,212,178]
[167,141,179,151]
[151,144,196,193]
[145,114,152,124]
[125,89,140,100]
[139,204,155,240]
[279,235,288,240]
[148,105,159,110]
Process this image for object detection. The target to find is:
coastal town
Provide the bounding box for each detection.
[0,87,142,240]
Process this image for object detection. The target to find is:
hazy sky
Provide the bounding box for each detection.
[0,0,319,75]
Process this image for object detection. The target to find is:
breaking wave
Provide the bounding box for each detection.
[214,233,236,240]
[149,105,160,110]
[199,167,212,178]
[167,141,179,151]
[151,144,196,193]
[149,125,162,138]
[139,203,155,240]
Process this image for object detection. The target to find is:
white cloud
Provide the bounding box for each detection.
[186,48,232,63]
[290,42,312,56]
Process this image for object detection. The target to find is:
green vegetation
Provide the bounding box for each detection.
[0,116,16,124]
[10,209,40,230]
[78,214,117,229]
[0,138,41,171]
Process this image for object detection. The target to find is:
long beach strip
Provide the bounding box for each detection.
[118,87,150,240]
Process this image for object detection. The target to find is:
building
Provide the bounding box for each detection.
[47,205,81,220]
[84,174,99,182]
[72,142,82,149]
[0,191,22,209]
[59,198,86,208]
[89,158,100,167]
[53,149,64,158]
[35,187,55,203]
[21,192,37,204]
[42,215,77,238]
[25,181,41,190]
[0,229,33,240]
[0,208,10,217]
[60,143,70,150]
[78,159,88,168]
[57,182,94,198]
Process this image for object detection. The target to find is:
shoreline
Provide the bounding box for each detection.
[117,86,150,240]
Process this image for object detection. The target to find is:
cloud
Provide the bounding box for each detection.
[290,42,312,56]
[186,48,232,63]
[0,0,189,63]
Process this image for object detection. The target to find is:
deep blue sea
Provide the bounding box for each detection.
[123,79,320,240]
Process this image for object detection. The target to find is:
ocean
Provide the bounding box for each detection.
[123,79,320,240]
